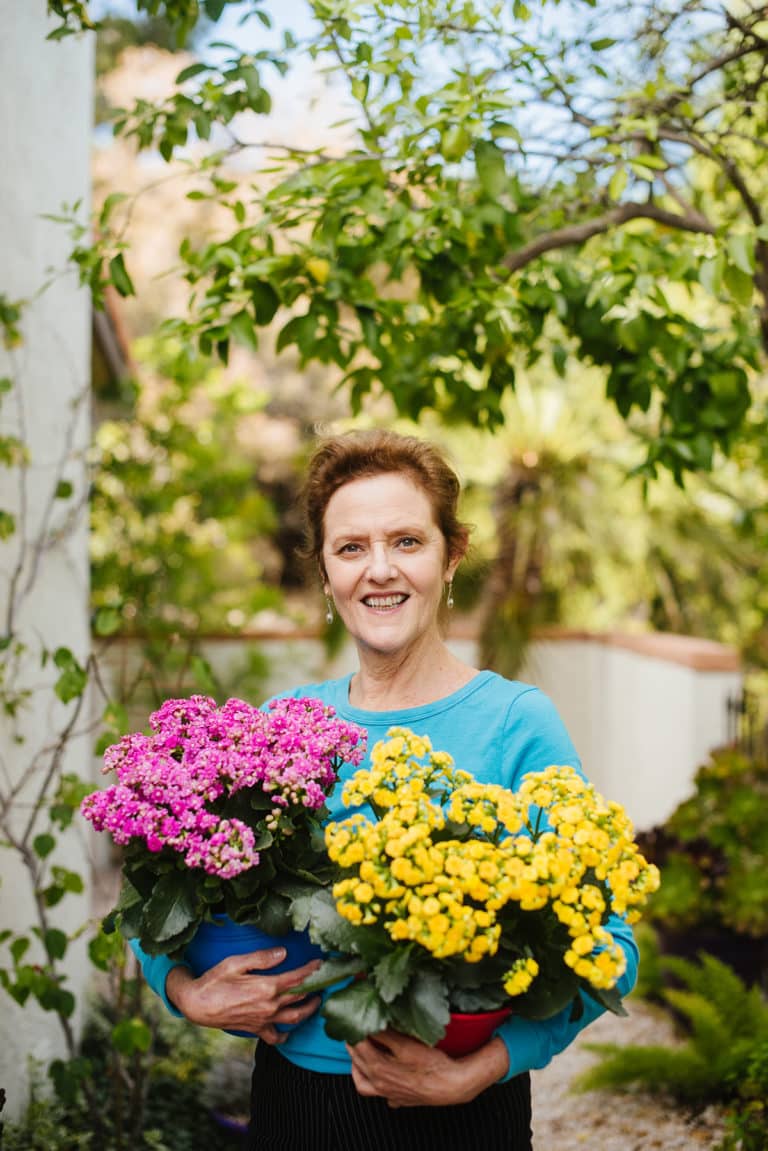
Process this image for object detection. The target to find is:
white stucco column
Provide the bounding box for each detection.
[0,2,93,1121]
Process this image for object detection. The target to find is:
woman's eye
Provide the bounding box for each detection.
[339,542,362,554]
[397,537,419,548]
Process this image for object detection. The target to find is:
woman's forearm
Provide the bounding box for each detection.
[451,1037,511,1101]
[165,965,195,1016]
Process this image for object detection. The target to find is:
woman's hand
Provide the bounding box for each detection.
[166,950,322,1045]
[347,1030,510,1107]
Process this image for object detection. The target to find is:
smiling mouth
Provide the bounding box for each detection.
[362,594,408,610]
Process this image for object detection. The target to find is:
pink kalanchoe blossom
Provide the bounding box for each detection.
[81,695,367,881]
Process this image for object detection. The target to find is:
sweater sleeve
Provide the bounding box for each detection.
[495,683,640,1079]
[495,914,639,1080]
[129,937,187,1018]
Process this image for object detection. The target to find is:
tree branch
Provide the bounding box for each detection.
[654,40,763,116]
[502,201,715,272]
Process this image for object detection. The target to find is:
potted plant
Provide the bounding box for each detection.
[201,1041,254,1141]
[636,745,768,986]
[294,727,660,1053]
[81,695,367,970]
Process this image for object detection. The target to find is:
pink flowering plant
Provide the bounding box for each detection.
[81,695,366,956]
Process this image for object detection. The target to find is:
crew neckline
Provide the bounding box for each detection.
[331,669,497,724]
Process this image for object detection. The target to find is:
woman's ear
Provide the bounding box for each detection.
[445,540,467,582]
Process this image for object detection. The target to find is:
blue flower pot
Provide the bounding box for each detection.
[184,916,322,1038]
[210,1108,249,1137]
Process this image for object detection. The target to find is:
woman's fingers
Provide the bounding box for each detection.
[220,947,287,974]
[169,950,321,1031]
[219,950,321,991]
[348,1031,417,1073]
[253,1024,287,1046]
[347,1034,456,1107]
[350,1061,377,1096]
[273,956,323,994]
[348,1031,510,1108]
[274,993,322,1021]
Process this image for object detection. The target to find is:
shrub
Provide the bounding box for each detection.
[2,995,248,1151]
[638,746,768,941]
[577,954,768,1150]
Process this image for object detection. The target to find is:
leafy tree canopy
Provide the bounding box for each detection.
[91,336,282,639]
[51,0,768,481]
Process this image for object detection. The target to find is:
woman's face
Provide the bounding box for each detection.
[321,473,460,661]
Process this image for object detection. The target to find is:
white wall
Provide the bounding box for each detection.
[520,638,600,774]
[520,635,741,829]
[0,3,93,1120]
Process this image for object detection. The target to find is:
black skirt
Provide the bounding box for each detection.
[248,1041,532,1151]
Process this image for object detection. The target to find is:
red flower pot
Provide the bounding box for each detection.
[436,1007,513,1057]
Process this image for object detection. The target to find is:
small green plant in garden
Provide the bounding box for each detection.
[577,954,768,1151]
[3,979,248,1151]
[638,746,768,939]
[629,921,665,1002]
[718,1040,768,1151]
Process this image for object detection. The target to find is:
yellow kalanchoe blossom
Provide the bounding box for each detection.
[325,735,660,1015]
[448,782,525,836]
[342,726,472,810]
[504,957,540,997]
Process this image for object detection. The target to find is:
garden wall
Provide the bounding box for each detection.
[517,629,741,829]
[0,2,94,1121]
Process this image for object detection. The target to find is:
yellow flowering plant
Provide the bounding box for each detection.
[294,728,660,1046]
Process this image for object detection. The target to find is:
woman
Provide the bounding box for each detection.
[135,429,638,1150]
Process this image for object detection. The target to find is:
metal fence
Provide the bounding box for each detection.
[726,688,768,759]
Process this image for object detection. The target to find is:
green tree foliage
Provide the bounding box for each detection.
[53,0,768,481]
[94,13,210,122]
[435,372,768,673]
[50,0,248,42]
[91,336,281,645]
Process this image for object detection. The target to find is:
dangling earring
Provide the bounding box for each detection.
[325,596,334,625]
[446,579,454,610]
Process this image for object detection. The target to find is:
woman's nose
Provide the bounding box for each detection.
[367,543,395,581]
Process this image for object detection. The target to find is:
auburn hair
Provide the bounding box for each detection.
[301,429,471,572]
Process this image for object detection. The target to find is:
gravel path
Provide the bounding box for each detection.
[531,1000,728,1150]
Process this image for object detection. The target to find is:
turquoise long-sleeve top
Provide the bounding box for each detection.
[131,671,638,1080]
